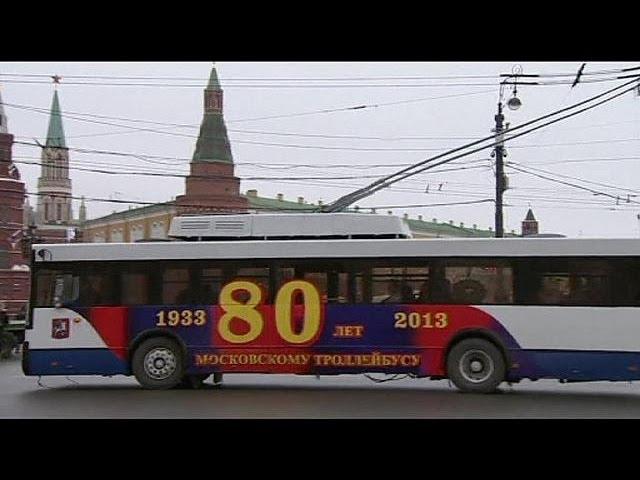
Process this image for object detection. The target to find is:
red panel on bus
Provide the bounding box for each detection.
[88,307,129,360]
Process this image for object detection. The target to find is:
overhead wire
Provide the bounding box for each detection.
[505,164,640,205]
[16,155,633,200]
[325,77,640,211]
[1,65,638,82]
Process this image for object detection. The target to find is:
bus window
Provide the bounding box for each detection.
[443,260,513,305]
[80,273,116,306]
[611,258,640,306]
[277,264,351,304]
[34,270,79,307]
[162,268,191,305]
[518,258,613,306]
[303,272,327,302]
[521,258,612,306]
[351,271,366,303]
[122,271,150,305]
[371,265,429,304]
[35,271,56,307]
[199,267,223,304]
[233,267,270,304]
[277,266,326,303]
[328,271,349,304]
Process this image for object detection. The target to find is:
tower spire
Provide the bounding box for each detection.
[45,90,67,148]
[192,63,232,164]
[521,208,539,236]
[207,62,221,90]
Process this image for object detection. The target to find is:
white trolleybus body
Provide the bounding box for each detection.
[22,213,640,392]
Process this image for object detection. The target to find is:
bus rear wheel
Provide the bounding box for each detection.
[446,338,505,394]
[132,337,185,390]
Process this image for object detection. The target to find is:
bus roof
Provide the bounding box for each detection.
[31,237,640,263]
[168,213,412,240]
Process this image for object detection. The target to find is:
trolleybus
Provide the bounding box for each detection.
[22,213,640,393]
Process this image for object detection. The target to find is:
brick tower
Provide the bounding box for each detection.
[0,88,27,268]
[0,88,30,315]
[175,64,248,214]
[521,208,539,237]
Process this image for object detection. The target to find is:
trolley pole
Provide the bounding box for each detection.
[494,101,505,238]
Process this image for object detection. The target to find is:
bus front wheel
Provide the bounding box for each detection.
[446,338,505,394]
[132,337,185,390]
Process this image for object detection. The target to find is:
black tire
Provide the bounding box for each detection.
[132,337,185,390]
[446,338,505,393]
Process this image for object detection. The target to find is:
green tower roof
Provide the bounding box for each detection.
[45,91,67,149]
[192,65,233,164]
[192,115,233,163]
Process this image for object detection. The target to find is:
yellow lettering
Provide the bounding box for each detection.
[218,281,264,344]
[275,280,321,344]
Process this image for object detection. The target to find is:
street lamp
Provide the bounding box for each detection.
[507,87,522,111]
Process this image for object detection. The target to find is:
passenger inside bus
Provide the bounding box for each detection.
[80,278,103,305]
[175,287,192,305]
[380,281,415,303]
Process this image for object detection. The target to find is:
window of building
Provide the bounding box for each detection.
[151,221,166,239]
[130,225,144,243]
[111,229,124,243]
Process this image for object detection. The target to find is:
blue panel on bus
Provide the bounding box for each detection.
[510,350,640,382]
[128,305,214,347]
[28,349,129,376]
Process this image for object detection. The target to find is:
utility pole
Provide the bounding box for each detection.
[494,101,505,238]
[494,65,523,238]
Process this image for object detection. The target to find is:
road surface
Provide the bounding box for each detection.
[2,355,640,418]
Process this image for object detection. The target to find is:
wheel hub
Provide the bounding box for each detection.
[459,349,495,384]
[144,348,177,380]
[470,360,483,373]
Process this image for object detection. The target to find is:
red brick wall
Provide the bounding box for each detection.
[0,132,27,268]
[0,270,29,315]
[176,161,248,214]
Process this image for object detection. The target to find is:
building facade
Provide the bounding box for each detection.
[0,89,30,315]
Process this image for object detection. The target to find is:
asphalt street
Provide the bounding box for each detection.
[3,355,640,418]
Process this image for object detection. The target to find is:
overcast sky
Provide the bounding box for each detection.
[1,61,639,238]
